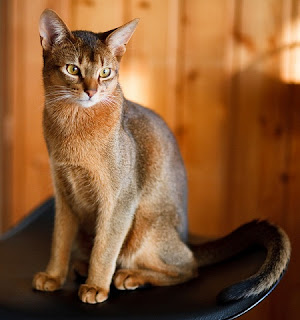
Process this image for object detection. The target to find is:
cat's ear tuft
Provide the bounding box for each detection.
[105,19,139,60]
[39,9,72,51]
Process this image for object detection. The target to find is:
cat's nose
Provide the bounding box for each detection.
[85,89,97,98]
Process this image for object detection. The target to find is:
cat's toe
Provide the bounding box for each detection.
[32,272,62,292]
[114,270,141,290]
[78,284,108,304]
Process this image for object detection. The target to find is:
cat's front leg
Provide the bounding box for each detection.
[33,195,78,291]
[78,196,136,304]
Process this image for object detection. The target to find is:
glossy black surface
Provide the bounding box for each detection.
[0,199,281,319]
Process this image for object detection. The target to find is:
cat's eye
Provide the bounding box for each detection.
[66,64,80,75]
[99,68,111,78]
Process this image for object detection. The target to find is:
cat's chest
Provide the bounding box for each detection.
[55,164,101,221]
[48,137,98,165]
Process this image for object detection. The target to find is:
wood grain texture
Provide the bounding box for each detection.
[180,0,233,235]
[70,0,125,31]
[119,0,180,132]
[285,84,300,319]
[0,1,300,319]
[225,0,288,226]
[225,0,297,319]
[0,0,7,232]
[1,0,73,230]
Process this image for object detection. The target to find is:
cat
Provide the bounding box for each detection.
[33,9,291,304]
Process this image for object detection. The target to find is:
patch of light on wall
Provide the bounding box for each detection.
[119,66,150,106]
[281,13,300,83]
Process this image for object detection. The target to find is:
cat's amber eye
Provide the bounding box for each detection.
[66,64,80,75]
[99,68,111,78]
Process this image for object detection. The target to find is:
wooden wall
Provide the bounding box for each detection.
[1,0,300,319]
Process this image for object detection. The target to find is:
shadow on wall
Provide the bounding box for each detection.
[223,40,300,319]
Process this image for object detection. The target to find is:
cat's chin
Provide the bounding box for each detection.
[77,99,99,108]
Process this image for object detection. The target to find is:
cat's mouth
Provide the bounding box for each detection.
[76,93,115,108]
[46,89,114,109]
[76,91,102,108]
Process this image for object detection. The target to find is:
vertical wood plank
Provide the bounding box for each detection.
[18,0,73,227]
[226,0,292,225]
[10,0,26,227]
[226,0,294,319]
[180,0,233,235]
[274,2,300,320]
[226,0,290,227]
[0,0,8,232]
[70,0,125,31]
[120,0,180,132]
[284,84,300,320]
[3,0,73,229]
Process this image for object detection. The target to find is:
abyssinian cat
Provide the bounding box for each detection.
[33,9,291,304]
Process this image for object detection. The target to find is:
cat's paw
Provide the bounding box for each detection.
[32,272,62,292]
[113,269,143,290]
[78,284,108,304]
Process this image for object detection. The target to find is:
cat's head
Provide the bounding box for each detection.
[39,9,138,108]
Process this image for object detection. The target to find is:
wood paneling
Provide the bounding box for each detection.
[285,84,300,318]
[0,0,73,230]
[70,0,125,31]
[0,0,7,232]
[1,1,300,319]
[180,0,233,235]
[119,0,181,133]
[226,0,290,226]
[224,1,298,318]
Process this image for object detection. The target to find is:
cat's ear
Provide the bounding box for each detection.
[105,19,139,60]
[39,9,73,51]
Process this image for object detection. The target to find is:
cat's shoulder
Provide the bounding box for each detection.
[124,99,168,128]
[123,99,177,147]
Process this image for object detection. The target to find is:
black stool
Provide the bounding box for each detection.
[0,198,285,319]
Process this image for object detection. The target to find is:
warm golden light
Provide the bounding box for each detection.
[119,67,150,106]
[281,17,300,84]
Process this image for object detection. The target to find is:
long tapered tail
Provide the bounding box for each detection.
[190,220,291,303]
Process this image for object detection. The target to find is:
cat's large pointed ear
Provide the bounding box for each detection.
[105,19,139,60]
[39,9,72,51]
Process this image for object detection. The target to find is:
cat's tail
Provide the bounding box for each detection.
[189,220,291,303]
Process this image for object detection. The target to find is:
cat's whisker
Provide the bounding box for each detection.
[45,94,73,99]
[46,95,74,105]
[45,95,75,101]
[46,93,72,99]
[45,90,75,96]
[45,91,76,97]
[101,97,117,109]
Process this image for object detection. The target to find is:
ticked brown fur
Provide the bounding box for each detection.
[33,9,291,304]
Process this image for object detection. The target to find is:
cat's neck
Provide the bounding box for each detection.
[44,84,124,138]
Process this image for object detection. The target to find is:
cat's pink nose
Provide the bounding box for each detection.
[85,89,97,98]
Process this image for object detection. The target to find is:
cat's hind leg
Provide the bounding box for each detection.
[114,229,197,290]
[114,267,196,290]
